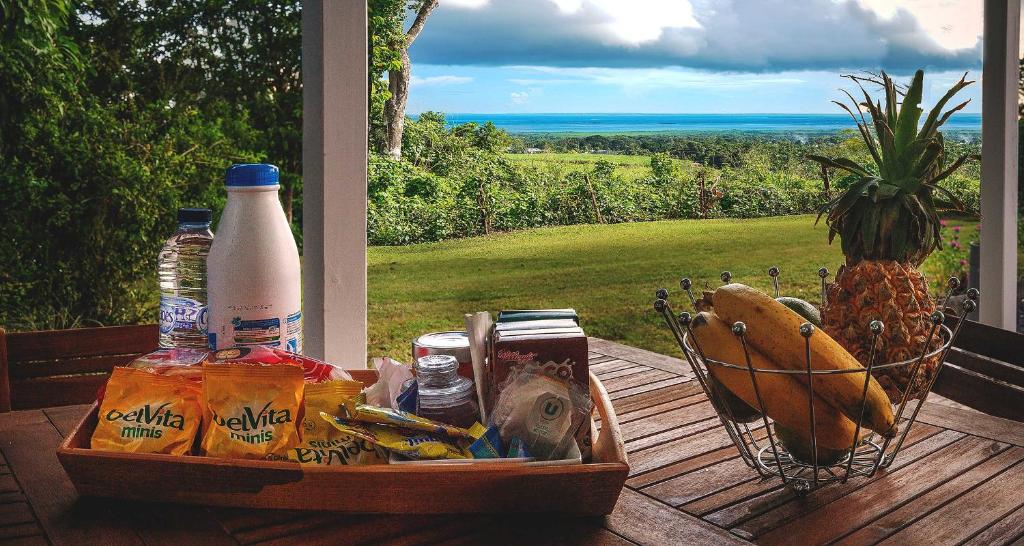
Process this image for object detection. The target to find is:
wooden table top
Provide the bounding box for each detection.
[2,338,1023,545]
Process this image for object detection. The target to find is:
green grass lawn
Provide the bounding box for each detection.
[507,152,653,181]
[368,214,850,362]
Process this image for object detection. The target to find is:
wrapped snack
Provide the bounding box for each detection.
[288,381,388,466]
[200,363,303,460]
[207,346,352,383]
[488,366,591,461]
[320,413,470,460]
[91,367,202,455]
[365,357,414,409]
[467,424,504,459]
[124,348,209,383]
[340,394,472,439]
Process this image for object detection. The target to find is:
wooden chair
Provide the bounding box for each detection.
[0,325,158,412]
[932,316,1024,422]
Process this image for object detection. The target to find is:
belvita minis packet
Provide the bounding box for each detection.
[92,367,202,455]
[288,380,388,466]
[201,363,303,460]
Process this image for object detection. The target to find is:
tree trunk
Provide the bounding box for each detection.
[384,48,410,159]
[383,0,437,160]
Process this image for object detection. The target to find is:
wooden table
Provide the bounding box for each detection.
[2,339,1023,545]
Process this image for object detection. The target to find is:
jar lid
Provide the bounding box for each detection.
[415,354,458,375]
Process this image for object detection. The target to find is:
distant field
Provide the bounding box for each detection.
[368,215,842,362]
[507,152,654,181]
[366,214,986,364]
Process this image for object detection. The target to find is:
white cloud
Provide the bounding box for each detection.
[415,0,982,72]
[442,0,490,8]
[410,75,474,86]
[518,66,805,90]
[509,91,530,104]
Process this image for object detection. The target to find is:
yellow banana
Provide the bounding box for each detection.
[712,283,896,437]
[691,311,861,451]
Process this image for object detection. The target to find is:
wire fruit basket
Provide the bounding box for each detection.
[653,268,978,492]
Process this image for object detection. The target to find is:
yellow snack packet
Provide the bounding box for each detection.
[200,363,303,460]
[92,367,201,455]
[288,380,388,466]
[320,412,471,460]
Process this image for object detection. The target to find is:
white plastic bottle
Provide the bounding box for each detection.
[206,164,302,353]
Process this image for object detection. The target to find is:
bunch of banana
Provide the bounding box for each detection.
[697,283,897,445]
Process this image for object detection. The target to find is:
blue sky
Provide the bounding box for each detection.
[405,0,988,114]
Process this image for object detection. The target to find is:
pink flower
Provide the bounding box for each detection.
[959,259,968,266]
[940,219,947,227]
[953,226,961,232]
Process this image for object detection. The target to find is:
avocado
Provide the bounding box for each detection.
[776,296,822,328]
[774,423,849,466]
[707,374,762,424]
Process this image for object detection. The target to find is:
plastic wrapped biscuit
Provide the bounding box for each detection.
[200,363,303,460]
[288,380,388,466]
[91,367,202,455]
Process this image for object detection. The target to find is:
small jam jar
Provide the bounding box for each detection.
[414,354,479,429]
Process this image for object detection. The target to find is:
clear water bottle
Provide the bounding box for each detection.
[158,208,214,348]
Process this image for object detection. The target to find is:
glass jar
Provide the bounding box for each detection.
[414,354,479,429]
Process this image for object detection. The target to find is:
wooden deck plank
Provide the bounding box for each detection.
[626,431,767,489]
[621,400,719,443]
[0,410,144,546]
[596,365,654,381]
[960,503,1024,546]
[617,393,706,426]
[590,359,642,375]
[0,523,45,542]
[612,382,702,416]
[643,456,760,508]
[609,376,689,401]
[626,416,721,454]
[627,425,745,477]
[702,427,961,530]
[835,446,1024,546]
[603,489,749,546]
[680,423,942,518]
[443,516,636,546]
[588,338,689,377]
[917,401,1024,447]
[755,436,1012,544]
[877,459,1024,546]
[601,369,679,394]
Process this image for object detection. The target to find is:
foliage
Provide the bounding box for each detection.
[927,221,978,294]
[807,70,980,266]
[0,0,256,329]
[368,119,980,246]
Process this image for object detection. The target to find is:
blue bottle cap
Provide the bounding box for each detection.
[225,163,279,187]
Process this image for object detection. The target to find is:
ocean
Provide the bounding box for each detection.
[438,113,983,137]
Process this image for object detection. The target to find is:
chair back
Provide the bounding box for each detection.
[934,317,1024,422]
[0,325,159,411]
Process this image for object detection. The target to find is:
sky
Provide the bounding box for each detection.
[404,0,993,114]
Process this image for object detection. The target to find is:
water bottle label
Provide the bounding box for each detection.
[231,317,281,347]
[160,296,207,335]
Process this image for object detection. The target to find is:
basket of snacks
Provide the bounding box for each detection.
[653,269,976,492]
[57,311,629,515]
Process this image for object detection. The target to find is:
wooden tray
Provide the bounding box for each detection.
[56,370,629,515]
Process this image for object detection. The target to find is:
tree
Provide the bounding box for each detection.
[383,0,438,159]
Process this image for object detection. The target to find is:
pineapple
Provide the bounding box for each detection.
[809,70,979,402]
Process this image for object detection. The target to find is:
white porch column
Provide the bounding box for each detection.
[302,0,369,366]
[980,0,1020,330]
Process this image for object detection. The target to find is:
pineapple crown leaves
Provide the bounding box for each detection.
[807,69,981,266]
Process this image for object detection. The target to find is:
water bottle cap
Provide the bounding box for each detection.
[225,163,279,187]
[178,208,212,223]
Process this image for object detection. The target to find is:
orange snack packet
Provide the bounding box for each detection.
[91,367,201,455]
[288,380,389,466]
[200,363,304,460]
